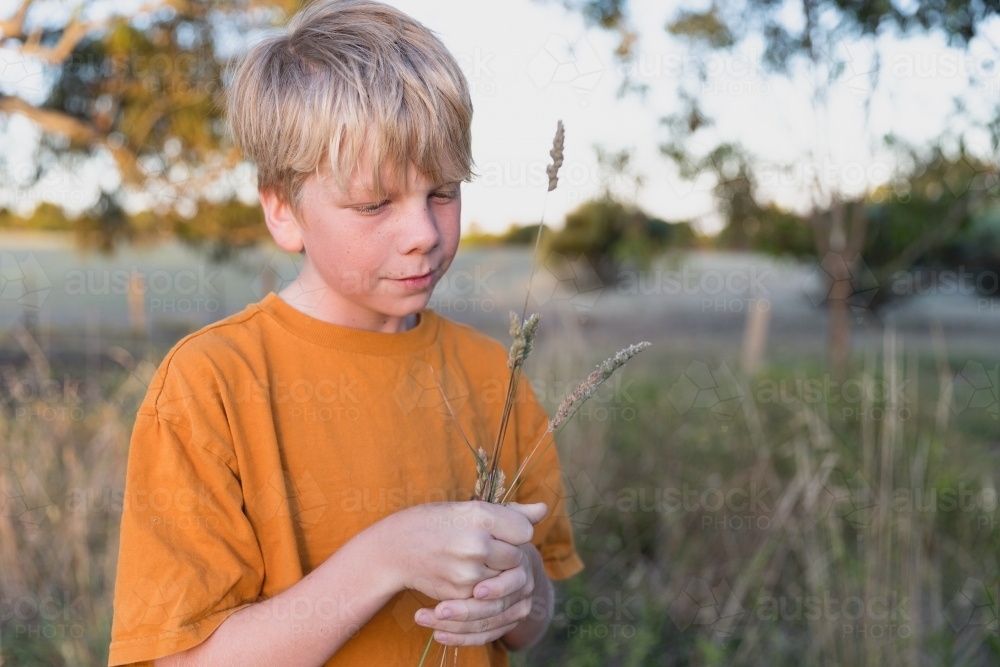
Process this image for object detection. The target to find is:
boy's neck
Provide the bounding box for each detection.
[275,280,420,333]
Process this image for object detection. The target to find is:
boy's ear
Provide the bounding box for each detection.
[259,188,304,253]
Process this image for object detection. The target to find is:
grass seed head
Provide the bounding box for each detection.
[550,341,651,432]
[474,447,506,502]
[507,312,541,369]
[546,120,565,192]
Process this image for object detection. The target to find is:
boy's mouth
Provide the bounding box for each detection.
[390,268,436,291]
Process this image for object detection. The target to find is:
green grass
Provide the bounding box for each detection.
[513,343,1000,667]
[2,340,999,666]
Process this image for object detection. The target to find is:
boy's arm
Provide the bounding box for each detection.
[153,501,546,666]
[154,517,399,667]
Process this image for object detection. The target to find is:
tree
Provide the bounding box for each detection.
[0,0,300,251]
[546,197,696,283]
[554,0,1000,376]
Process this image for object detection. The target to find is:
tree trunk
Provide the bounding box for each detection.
[811,199,868,380]
[828,271,852,380]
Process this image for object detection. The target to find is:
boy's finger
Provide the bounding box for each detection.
[483,504,536,545]
[483,540,524,572]
[504,501,548,525]
[471,564,530,601]
[416,597,533,636]
[419,601,526,634]
[420,594,512,625]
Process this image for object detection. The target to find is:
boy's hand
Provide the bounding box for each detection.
[384,500,543,602]
[413,502,549,647]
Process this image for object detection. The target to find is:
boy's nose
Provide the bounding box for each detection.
[397,201,442,255]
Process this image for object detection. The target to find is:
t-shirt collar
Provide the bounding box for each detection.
[255,291,439,354]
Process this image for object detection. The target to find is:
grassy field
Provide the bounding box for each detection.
[513,339,1000,666]
[1,245,999,665]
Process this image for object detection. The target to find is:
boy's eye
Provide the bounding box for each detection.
[354,199,388,214]
[432,190,459,202]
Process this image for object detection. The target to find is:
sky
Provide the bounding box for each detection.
[2,0,1000,235]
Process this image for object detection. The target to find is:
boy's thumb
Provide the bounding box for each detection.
[506,501,548,525]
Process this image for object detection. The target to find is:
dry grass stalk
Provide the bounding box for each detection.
[418,121,568,666]
[502,341,651,505]
[420,119,647,664]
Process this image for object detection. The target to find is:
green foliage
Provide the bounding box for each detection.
[0,202,73,231]
[865,147,996,266]
[567,0,1000,64]
[45,10,230,179]
[460,223,554,247]
[0,197,267,254]
[546,198,696,283]
[667,7,734,48]
[705,143,1000,307]
[719,203,815,258]
[513,348,1000,666]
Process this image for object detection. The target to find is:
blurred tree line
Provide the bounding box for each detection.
[3,0,1000,375]
[551,0,1000,374]
[0,196,267,257]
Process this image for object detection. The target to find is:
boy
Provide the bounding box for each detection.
[107,1,584,665]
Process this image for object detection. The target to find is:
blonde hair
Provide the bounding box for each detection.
[223,0,475,215]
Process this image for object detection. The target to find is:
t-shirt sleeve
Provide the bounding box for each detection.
[509,376,585,582]
[108,347,265,666]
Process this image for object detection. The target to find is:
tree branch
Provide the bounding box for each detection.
[845,198,868,257]
[7,0,163,66]
[0,0,33,41]
[0,94,145,184]
[19,16,95,66]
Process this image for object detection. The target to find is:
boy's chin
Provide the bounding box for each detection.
[372,293,433,318]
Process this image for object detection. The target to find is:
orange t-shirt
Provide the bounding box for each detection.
[108,291,584,666]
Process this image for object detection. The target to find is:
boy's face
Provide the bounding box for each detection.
[259,155,461,332]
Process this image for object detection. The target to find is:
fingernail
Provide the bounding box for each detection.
[417,611,430,624]
[441,608,452,619]
[475,586,488,598]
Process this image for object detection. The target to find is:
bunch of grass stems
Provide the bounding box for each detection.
[417,121,650,666]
